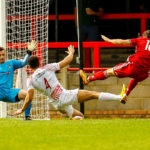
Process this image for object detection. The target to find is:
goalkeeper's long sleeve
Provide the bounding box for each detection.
[20,54,31,67]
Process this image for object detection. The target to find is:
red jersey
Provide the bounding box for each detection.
[128,37,150,70]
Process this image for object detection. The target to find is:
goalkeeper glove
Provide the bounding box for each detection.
[27,40,37,55]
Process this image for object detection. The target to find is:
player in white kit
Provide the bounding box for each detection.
[13,45,125,119]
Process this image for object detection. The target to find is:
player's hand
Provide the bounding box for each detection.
[27,40,37,52]
[66,45,75,55]
[12,109,23,116]
[101,35,110,42]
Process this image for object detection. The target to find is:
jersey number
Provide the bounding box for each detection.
[44,78,51,89]
[145,40,150,51]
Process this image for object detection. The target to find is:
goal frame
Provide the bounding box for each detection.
[0,0,7,118]
[0,0,50,119]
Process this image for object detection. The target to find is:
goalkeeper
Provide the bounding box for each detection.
[0,40,37,120]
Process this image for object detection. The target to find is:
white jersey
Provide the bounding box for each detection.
[27,63,64,102]
[27,63,79,110]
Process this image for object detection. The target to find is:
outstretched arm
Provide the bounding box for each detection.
[101,35,130,45]
[59,45,75,69]
[20,54,31,67]
[12,89,34,116]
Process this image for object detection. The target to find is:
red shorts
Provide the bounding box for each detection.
[113,61,149,82]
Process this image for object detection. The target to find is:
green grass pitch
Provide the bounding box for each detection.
[0,118,150,150]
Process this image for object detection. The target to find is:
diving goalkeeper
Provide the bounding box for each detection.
[0,40,37,120]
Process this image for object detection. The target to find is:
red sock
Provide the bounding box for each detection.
[89,71,107,81]
[126,79,138,96]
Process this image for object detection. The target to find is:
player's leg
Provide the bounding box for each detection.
[120,79,138,104]
[80,61,135,85]
[17,90,32,120]
[120,84,127,104]
[89,68,115,81]
[126,79,139,96]
[59,105,84,120]
[77,90,122,103]
[72,108,84,118]
[80,68,115,84]
[58,89,124,119]
[17,89,26,99]
[57,89,122,119]
[121,72,148,104]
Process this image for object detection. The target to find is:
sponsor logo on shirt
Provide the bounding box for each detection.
[51,84,63,100]
[0,71,10,75]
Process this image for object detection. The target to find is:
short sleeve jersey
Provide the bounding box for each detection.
[129,37,150,68]
[130,37,150,52]
[27,63,64,101]
[0,60,23,88]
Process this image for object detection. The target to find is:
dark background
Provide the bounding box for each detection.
[48,0,150,42]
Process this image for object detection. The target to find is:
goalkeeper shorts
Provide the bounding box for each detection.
[0,88,21,103]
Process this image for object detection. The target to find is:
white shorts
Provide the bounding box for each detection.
[59,105,74,118]
[50,89,79,118]
[51,88,79,109]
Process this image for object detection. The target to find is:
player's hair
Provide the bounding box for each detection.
[143,30,150,38]
[28,56,40,69]
[0,46,5,51]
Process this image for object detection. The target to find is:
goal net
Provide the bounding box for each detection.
[4,0,50,119]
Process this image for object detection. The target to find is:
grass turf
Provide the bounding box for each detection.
[0,118,150,150]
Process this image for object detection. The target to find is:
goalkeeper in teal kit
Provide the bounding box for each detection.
[0,40,37,120]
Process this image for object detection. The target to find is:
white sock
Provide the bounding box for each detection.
[98,92,121,101]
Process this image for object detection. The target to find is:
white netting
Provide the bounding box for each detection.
[6,0,50,119]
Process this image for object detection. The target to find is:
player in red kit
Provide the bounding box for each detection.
[80,30,150,104]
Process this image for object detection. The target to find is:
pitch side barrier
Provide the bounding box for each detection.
[7,41,133,70]
[7,13,150,36]
[67,68,108,71]
[47,41,133,69]
[47,13,150,34]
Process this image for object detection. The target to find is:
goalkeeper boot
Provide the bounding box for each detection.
[24,116,32,121]
[80,70,89,85]
[120,84,127,104]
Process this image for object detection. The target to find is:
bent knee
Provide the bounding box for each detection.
[107,68,115,76]
[18,90,27,99]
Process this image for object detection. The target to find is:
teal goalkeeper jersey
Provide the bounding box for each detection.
[0,60,23,89]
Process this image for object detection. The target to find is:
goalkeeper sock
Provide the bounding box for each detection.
[24,102,32,117]
[99,92,121,101]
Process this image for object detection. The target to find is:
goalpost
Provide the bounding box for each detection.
[0,0,50,119]
[0,0,7,118]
